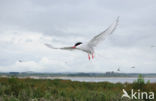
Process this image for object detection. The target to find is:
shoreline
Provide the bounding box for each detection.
[1,75,156,83]
[1,75,156,78]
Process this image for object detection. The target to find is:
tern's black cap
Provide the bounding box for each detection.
[74,42,82,46]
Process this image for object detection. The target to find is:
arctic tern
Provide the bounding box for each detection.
[45,17,119,60]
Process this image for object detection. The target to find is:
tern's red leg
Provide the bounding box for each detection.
[92,53,94,59]
[88,54,90,60]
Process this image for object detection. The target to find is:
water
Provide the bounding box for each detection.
[28,76,156,83]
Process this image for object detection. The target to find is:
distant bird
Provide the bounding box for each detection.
[18,60,22,63]
[117,67,120,71]
[131,66,135,68]
[64,61,68,65]
[151,45,156,48]
[45,17,119,60]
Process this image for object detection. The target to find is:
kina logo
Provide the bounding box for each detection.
[121,89,154,100]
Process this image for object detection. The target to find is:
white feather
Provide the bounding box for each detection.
[87,17,119,48]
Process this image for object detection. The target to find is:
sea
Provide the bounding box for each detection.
[27,76,156,83]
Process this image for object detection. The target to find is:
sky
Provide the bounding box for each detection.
[0,0,156,73]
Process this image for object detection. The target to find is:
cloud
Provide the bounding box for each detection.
[0,0,156,73]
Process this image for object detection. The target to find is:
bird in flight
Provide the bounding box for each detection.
[45,17,119,60]
[151,45,156,48]
[18,60,23,63]
[131,66,135,68]
[117,67,120,71]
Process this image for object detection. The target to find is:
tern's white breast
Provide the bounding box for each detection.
[77,44,94,54]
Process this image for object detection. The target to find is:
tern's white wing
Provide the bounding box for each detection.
[44,43,75,50]
[87,17,119,48]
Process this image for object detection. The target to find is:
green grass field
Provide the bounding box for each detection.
[0,75,156,101]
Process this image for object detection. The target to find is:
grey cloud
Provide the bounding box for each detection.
[0,0,156,72]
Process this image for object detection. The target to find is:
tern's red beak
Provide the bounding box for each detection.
[72,46,76,48]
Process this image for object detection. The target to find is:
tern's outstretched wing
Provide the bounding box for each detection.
[44,43,75,50]
[87,17,119,48]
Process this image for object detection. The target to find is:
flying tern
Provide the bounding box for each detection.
[151,45,156,48]
[18,60,23,63]
[45,17,119,60]
[117,67,120,71]
[131,66,135,68]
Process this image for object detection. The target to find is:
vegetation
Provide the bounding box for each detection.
[0,75,155,101]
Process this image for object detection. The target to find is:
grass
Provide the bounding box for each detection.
[0,75,155,101]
